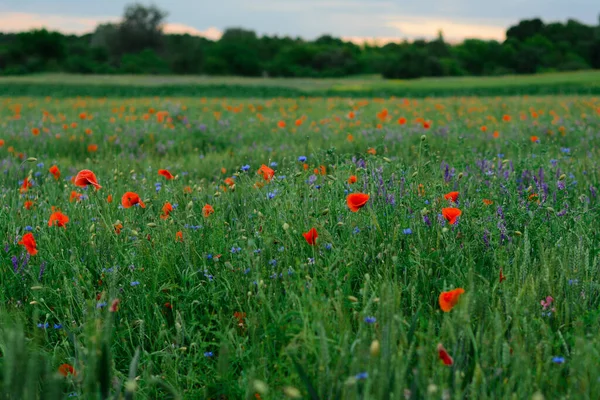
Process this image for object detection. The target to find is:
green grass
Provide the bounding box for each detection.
[0,70,599,97]
[0,93,599,399]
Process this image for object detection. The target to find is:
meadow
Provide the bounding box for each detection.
[0,86,599,399]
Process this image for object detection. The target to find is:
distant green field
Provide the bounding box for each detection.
[0,70,599,97]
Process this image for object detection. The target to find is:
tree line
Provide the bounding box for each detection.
[0,3,599,79]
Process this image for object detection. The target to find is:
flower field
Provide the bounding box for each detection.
[1,94,600,399]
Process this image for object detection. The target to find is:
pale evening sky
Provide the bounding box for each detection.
[0,0,597,43]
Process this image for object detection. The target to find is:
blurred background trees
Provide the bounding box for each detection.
[0,3,598,79]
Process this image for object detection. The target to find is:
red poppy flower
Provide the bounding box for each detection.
[348,175,357,184]
[302,228,318,245]
[109,299,120,313]
[437,343,453,366]
[441,207,461,225]
[48,211,69,228]
[160,202,173,219]
[70,191,82,203]
[347,193,370,212]
[121,192,145,208]
[49,165,60,180]
[202,204,214,218]
[58,363,77,377]
[176,231,183,242]
[444,191,459,203]
[439,288,465,312]
[20,177,32,194]
[158,169,174,180]
[24,201,33,210]
[74,169,101,190]
[258,164,275,182]
[19,232,37,256]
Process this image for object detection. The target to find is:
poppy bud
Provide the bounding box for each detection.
[26,157,38,162]
[383,157,391,163]
[348,296,358,302]
[458,173,463,180]
[321,208,329,215]
[546,207,555,213]
[125,380,137,393]
[147,223,157,228]
[370,339,381,356]
[420,135,426,141]
[253,380,269,395]
[282,223,289,230]
[514,230,522,236]
[186,201,194,211]
[89,224,95,232]
[283,386,301,398]
[559,174,566,181]
[411,171,418,178]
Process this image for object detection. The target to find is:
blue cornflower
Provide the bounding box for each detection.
[241,165,250,172]
[552,356,565,364]
[325,243,332,250]
[560,148,570,154]
[204,351,214,357]
[267,191,277,199]
[53,324,62,329]
[97,302,107,309]
[230,246,242,254]
[269,259,277,266]
[355,372,368,380]
[270,161,278,167]
[364,316,376,324]
[25,226,33,231]
[37,322,49,329]
[403,228,412,235]
[130,281,140,286]
[36,162,44,168]
[353,227,360,234]
[243,268,251,274]
[253,249,261,254]
[206,254,213,260]
[298,156,307,162]
[203,270,214,281]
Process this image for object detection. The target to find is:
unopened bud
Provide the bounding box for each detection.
[370,340,381,356]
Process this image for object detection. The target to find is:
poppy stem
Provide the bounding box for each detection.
[368,206,382,235]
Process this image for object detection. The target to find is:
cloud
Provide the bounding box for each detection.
[385,17,507,42]
[0,12,118,34]
[0,11,222,40]
[162,23,222,40]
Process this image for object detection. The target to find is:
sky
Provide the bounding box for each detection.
[0,0,597,43]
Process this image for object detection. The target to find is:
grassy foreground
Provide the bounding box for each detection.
[0,93,599,399]
[0,70,599,97]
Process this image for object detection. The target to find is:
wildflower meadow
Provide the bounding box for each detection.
[1,92,600,399]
